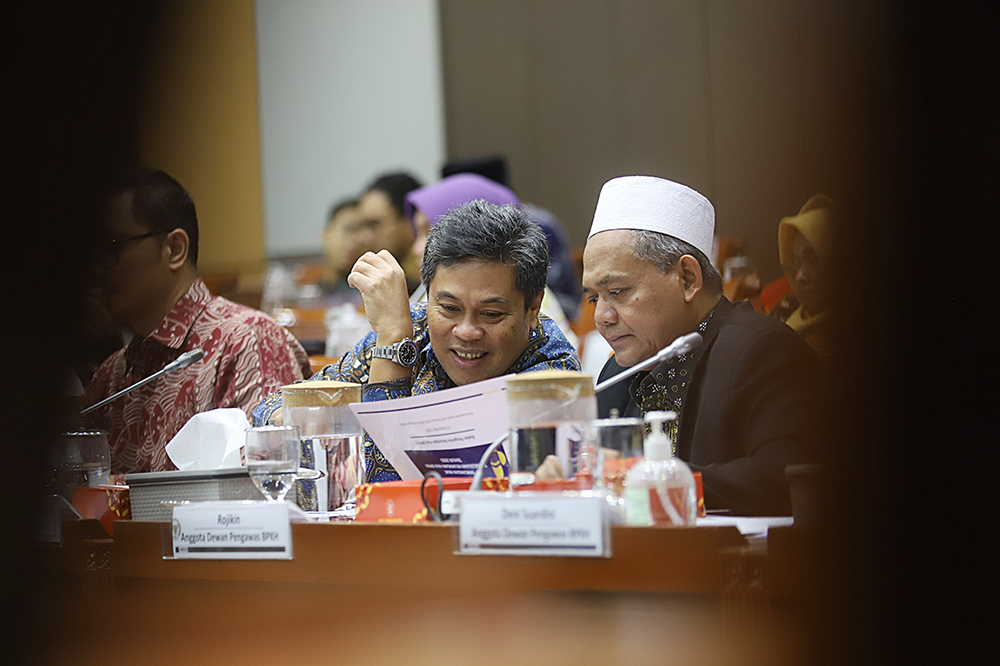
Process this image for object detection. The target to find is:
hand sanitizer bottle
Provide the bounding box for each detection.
[624,411,697,526]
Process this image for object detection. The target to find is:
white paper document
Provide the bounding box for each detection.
[349,376,509,481]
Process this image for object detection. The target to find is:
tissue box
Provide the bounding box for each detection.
[356,477,507,523]
[71,485,131,536]
[126,467,261,521]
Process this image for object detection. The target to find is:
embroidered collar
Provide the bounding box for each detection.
[627,297,725,447]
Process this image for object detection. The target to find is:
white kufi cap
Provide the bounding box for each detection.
[588,176,715,258]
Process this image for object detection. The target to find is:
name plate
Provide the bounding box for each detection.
[458,493,609,557]
[171,501,295,559]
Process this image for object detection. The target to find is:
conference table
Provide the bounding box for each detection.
[44,518,823,665]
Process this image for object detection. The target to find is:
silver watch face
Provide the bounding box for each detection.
[397,339,419,367]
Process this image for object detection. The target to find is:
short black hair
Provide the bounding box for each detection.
[111,167,199,266]
[325,197,358,227]
[364,172,422,218]
[421,200,548,308]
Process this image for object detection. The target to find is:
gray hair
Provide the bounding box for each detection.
[631,230,723,294]
[421,200,549,308]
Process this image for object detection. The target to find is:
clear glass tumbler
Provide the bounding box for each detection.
[505,370,596,488]
[245,425,301,502]
[281,380,363,516]
[55,431,111,489]
[585,417,645,522]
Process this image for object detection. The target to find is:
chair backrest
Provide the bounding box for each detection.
[308,355,339,376]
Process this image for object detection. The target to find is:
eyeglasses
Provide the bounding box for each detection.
[99,230,169,267]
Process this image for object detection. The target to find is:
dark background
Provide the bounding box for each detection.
[2,2,997,664]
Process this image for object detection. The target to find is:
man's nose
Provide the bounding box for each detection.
[594,298,618,327]
[453,316,484,340]
[351,227,378,249]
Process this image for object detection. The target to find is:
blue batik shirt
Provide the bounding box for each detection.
[252,301,581,482]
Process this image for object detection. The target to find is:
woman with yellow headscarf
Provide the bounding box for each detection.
[778,195,833,357]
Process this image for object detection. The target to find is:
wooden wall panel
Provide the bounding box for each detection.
[704,0,807,278]
[440,0,882,282]
[139,0,265,276]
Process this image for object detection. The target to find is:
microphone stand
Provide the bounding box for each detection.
[80,348,205,416]
[593,331,703,394]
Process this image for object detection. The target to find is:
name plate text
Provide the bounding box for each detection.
[171,501,294,559]
[458,493,609,557]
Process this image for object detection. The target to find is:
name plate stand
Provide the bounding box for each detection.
[171,501,301,559]
[458,493,610,557]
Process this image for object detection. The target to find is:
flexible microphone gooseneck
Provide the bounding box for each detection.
[593,331,703,394]
[80,348,205,416]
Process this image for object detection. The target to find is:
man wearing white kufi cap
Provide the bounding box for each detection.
[582,176,821,516]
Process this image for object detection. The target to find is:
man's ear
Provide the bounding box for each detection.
[676,255,704,303]
[527,292,544,326]
[163,228,190,271]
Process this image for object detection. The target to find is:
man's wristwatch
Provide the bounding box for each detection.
[372,337,419,367]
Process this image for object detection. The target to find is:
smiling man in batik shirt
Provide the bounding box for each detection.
[582,176,823,516]
[253,201,580,482]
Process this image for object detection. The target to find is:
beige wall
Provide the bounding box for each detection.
[139,0,265,277]
[440,0,888,281]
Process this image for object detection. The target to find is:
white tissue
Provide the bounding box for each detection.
[165,408,250,470]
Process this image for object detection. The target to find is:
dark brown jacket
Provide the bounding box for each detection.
[597,297,823,516]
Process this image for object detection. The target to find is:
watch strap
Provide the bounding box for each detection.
[372,337,417,366]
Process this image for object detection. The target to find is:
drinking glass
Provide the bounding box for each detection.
[505,371,596,489]
[281,381,363,517]
[55,431,111,490]
[245,425,301,502]
[585,417,645,522]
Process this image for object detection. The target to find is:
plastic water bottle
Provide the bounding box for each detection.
[624,411,697,526]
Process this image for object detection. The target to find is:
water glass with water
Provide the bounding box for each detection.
[56,431,111,490]
[281,380,363,516]
[505,370,596,488]
[245,425,301,502]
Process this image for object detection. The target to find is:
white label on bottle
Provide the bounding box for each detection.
[625,485,692,526]
[624,486,652,526]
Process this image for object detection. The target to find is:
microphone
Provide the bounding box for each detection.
[594,332,702,394]
[81,348,205,415]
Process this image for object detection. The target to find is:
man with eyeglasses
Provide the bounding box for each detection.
[82,168,312,474]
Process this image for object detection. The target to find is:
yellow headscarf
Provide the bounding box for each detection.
[778,195,833,332]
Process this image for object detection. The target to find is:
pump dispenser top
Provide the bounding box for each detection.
[642,411,675,461]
